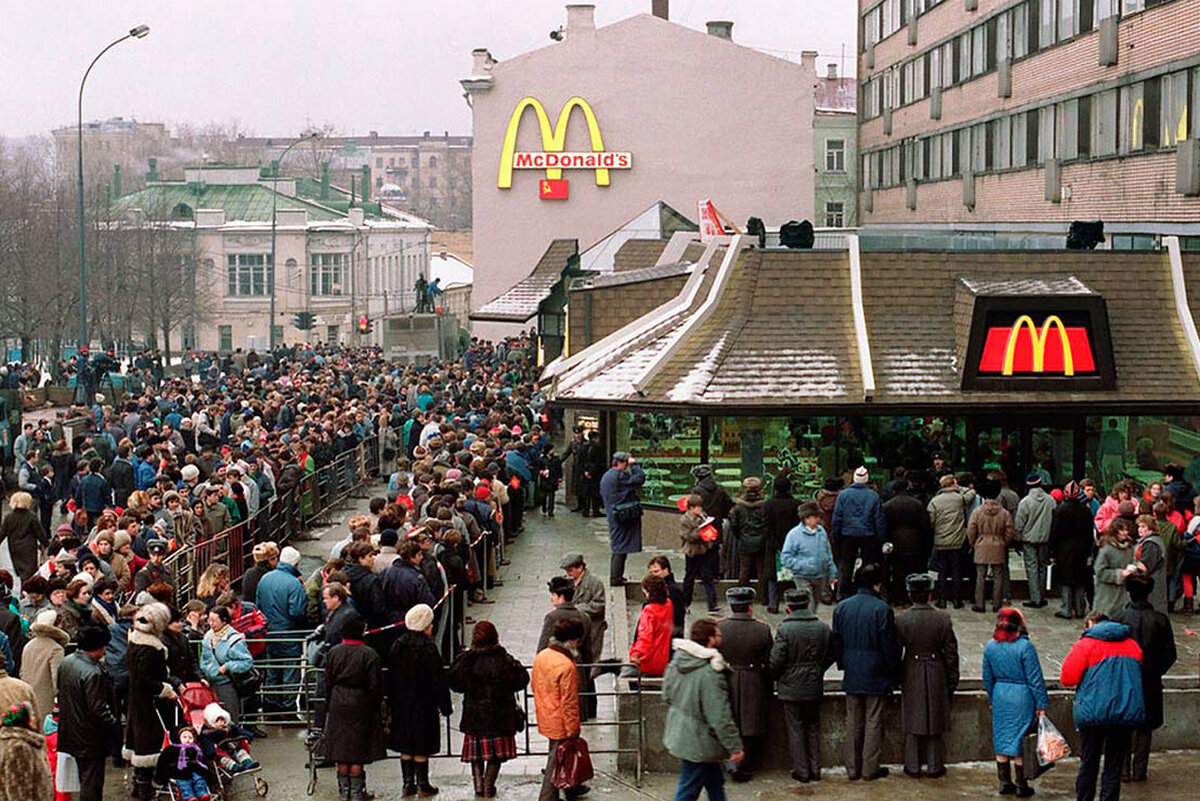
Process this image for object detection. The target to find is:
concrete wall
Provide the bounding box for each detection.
[470,11,816,324]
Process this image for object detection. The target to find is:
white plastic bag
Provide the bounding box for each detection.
[1037,714,1071,765]
[56,751,81,793]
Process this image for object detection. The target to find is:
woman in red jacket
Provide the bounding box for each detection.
[627,574,674,677]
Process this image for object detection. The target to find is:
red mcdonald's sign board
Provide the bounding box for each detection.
[978,315,1096,375]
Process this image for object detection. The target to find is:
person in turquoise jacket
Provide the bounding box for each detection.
[199,606,254,722]
[981,607,1049,797]
[662,618,743,801]
[780,502,837,609]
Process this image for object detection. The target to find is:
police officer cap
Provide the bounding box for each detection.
[147,539,169,554]
[726,586,755,605]
[784,587,811,607]
[905,573,935,592]
[547,576,574,595]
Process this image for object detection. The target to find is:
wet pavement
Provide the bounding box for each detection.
[98,482,1200,798]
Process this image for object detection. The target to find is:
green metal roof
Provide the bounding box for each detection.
[110,182,345,223]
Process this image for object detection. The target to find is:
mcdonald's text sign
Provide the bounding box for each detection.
[498,96,632,197]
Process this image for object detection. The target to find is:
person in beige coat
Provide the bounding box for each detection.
[20,610,67,726]
[0,654,37,727]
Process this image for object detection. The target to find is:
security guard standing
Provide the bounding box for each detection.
[716,586,773,782]
[894,573,959,779]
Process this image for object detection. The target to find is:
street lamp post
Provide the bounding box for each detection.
[76,24,150,351]
[269,132,319,351]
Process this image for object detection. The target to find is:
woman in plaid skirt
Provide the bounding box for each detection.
[448,621,530,797]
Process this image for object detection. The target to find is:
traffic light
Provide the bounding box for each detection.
[293,311,315,331]
[357,315,373,335]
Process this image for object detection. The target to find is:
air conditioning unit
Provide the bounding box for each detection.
[908,14,918,45]
[930,87,942,119]
[963,170,975,210]
[883,108,893,136]
[906,178,918,210]
[1098,17,1118,66]
[997,58,1012,98]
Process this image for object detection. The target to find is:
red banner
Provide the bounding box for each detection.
[539,179,569,200]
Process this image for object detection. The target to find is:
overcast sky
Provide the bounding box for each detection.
[1,1,855,140]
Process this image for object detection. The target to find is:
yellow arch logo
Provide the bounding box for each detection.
[1002,315,1075,376]
[497,96,631,190]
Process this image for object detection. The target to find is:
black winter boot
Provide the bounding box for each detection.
[998,761,1016,795]
[484,760,501,798]
[349,773,376,800]
[472,762,486,797]
[401,758,417,796]
[1014,762,1035,797]
[416,760,439,797]
[337,773,351,800]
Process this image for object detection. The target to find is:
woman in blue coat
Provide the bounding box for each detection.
[982,608,1049,797]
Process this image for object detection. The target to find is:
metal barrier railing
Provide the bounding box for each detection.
[164,436,379,606]
[299,658,646,796]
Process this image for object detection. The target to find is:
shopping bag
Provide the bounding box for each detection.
[1036,714,1070,764]
[550,736,595,789]
[56,751,81,793]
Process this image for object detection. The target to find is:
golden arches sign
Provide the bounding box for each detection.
[497,96,630,190]
[1001,315,1075,376]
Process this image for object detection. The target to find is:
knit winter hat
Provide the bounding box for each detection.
[405,603,434,632]
[133,602,170,636]
[203,703,231,729]
[853,466,870,484]
[279,546,301,566]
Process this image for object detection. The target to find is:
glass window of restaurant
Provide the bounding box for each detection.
[708,416,846,500]
[614,412,701,505]
[1084,415,1200,496]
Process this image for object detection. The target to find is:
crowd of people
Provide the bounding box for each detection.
[0,335,564,800]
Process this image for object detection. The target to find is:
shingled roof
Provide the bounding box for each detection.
[471,239,579,323]
[548,243,1200,411]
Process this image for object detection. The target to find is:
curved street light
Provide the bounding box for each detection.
[76,24,151,351]
[269,132,320,350]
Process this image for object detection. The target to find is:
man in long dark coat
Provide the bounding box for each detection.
[895,572,959,779]
[1111,573,1176,782]
[717,586,773,783]
[599,452,645,587]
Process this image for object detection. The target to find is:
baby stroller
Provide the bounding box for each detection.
[156,682,269,799]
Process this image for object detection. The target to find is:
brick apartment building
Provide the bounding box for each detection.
[857,0,1200,244]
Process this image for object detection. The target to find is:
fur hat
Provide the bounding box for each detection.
[133,602,170,636]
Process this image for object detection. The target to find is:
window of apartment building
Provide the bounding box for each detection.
[326,325,339,343]
[884,0,901,38]
[1059,0,1078,40]
[959,128,973,174]
[1039,104,1057,162]
[863,4,882,50]
[429,156,437,167]
[1058,98,1080,159]
[272,325,283,344]
[226,254,273,297]
[992,117,1012,169]
[375,158,383,168]
[1039,0,1057,48]
[1012,4,1030,57]
[1025,109,1041,164]
[1011,112,1029,167]
[219,325,232,352]
[1092,89,1118,156]
[825,202,846,227]
[1161,70,1189,147]
[310,253,346,296]
[411,156,419,168]
[1119,82,1145,153]
[972,123,988,172]
[1097,0,1119,21]
[826,139,846,171]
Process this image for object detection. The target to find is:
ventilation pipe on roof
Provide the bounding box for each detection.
[652,0,669,19]
[320,161,330,200]
[827,63,839,79]
[471,48,495,75]
[566,5,596,35]
[706,20,733,40]
[113,164,122,197]
[361,165,370,202]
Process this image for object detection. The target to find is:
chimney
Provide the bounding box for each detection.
[566,4,596,35]
[320,161,330,200]
[470,48,495,75]
[706,20,733,40]
[652,0,669,19]
[827,63,839,79]
[350,174,356,206]
[112,164,122,197]
[800,49,818,74]
[361,165,370,202]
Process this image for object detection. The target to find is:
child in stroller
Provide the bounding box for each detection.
[155,726,215,801]
[200,703,259,774]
